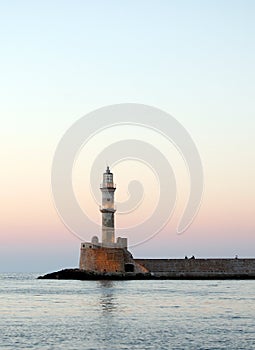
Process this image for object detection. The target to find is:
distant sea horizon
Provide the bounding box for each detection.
[2,255,255,275]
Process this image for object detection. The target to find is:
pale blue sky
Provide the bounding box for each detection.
[1,1,255,271]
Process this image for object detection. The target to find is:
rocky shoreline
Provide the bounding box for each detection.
[37,268,255,280]
[38,269,152,280]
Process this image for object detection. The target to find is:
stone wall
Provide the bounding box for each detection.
[134,258,255,277]
[79,246,150,274]
[79,246,125,273]
[79,246,255,277]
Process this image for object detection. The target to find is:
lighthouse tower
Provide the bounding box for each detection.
[79,166,132,272]
[100,166,116,245]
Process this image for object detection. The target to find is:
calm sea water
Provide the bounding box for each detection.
[0,274,254,350]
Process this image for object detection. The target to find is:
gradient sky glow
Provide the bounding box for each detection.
[1,1,255,272]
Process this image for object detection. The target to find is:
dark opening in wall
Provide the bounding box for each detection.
[125,263,135,272]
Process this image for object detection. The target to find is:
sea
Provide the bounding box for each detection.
[0,274,254,350]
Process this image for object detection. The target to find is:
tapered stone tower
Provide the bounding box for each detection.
[79,166,134,273]
[100,166,116,245]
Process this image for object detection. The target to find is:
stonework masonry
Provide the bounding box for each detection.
[79,246,255,277]
[79,246,148,274]
[134,258,255,278]
[80,246,125,273]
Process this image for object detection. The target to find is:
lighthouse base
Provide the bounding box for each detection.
[79,244,148,274]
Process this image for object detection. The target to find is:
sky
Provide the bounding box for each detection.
[1,0,255,272]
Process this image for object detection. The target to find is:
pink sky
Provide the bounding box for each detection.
[1,1,255,272]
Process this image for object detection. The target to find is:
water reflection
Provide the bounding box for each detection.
[98,280,117,313]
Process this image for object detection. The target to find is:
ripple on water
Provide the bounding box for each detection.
[0,275,254,350]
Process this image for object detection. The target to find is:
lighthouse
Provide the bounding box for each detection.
[100,166,116,245]
[79,166,129,272]
[78,166,137,273]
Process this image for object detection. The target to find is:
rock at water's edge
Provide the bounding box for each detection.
[37,269,152,280]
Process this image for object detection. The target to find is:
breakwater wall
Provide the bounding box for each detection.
[134,258,255,278]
